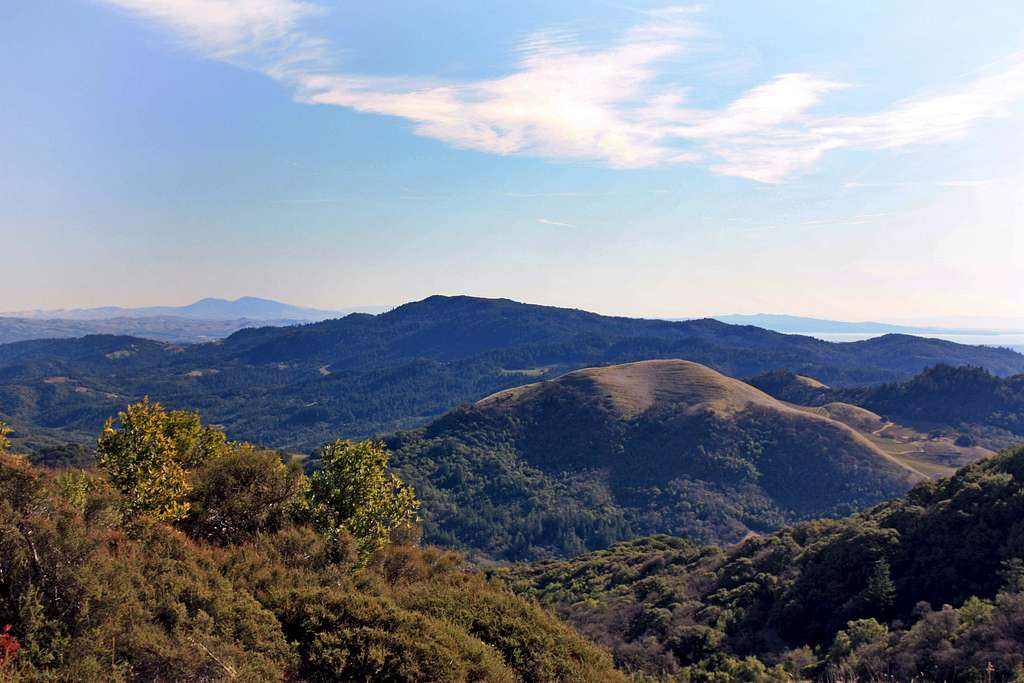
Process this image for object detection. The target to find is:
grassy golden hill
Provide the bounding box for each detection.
[391,359,925,560]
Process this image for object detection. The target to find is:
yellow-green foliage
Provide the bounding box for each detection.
[97,398,229,521]
[308,439,420,561]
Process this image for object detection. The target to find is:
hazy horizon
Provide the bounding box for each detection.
[2,1,1021,320]
[3,293,1023,333]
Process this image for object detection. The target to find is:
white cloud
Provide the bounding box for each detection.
[102,0,325,65]
[96,1,1024,182]
[537,218,576,228]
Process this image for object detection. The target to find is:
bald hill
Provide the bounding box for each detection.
[386,360,924,560]
[2,296,1023,458]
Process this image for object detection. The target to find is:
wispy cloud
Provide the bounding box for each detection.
[97,1,1024,182]
[103,0,326,66]
[537,218,576,228]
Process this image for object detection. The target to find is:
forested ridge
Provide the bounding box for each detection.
[3,296,1022,454]
[751,364,1024,448]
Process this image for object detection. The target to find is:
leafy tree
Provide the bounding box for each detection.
[0,421,10,454]
[828,618,888,660]
[97,397,229,521]
[308,439,420,561]
[184,446,305,544]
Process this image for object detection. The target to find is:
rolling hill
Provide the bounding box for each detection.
[386,359,928,560]
[751,364,1024,450]
[1,296,1023,455]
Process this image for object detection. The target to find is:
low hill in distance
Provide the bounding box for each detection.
[1,296,376,321]
[387,359,940,560]
[751,364,1024,451]
[711,312,985,335]
[0,315,321,345]
[0,297,389,344]
[2,296,1023,455]
[499,443,1024,681]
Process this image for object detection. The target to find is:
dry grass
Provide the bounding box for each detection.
[480,359,930,485]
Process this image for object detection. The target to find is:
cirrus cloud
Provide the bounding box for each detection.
[98,1,1024,182]
[537,218,577,228]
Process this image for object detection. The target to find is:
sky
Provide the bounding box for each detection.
[1,1,1022,321]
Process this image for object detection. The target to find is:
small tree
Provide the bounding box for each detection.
[97,398,229,521]
[307,440,419,562]
[863,558,896,612]
[0,421,11,454]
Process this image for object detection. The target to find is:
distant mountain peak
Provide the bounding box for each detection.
[1,298,387,323]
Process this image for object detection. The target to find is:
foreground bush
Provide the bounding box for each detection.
[0,427,625,682]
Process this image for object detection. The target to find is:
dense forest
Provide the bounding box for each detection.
[2,296,1022,453]
[0,409,622,682]
[500,444,1024,681]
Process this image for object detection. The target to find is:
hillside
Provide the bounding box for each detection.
[0,423,623,682]
[500,444,1024,681]
[386,360,925,560]
[751,364,1024,450]
[851,364,1024,436]
[2,296,1023,454]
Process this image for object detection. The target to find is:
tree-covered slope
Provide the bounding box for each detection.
[0,428,623,682]
[500,444,1024,681]
[2,296,1023,453]
[751,364,1024,448]
[387,360,921,560]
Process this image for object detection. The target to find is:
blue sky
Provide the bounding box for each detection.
[1,1,1022,320]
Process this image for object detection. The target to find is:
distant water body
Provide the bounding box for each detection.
[810,332,1024,354]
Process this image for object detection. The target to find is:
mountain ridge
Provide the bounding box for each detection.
[1,296,385,322]
[2,295,1024,452]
